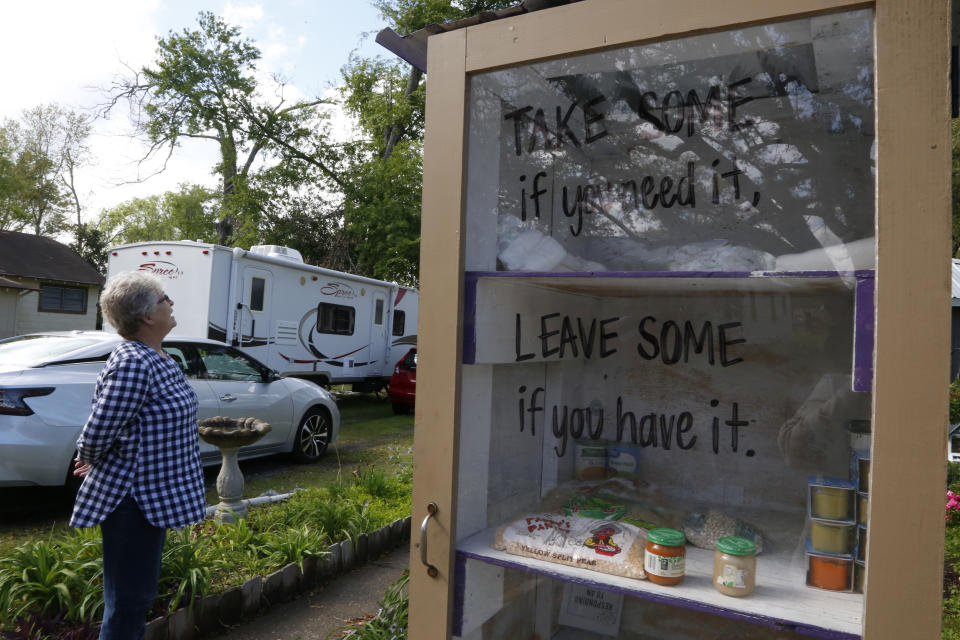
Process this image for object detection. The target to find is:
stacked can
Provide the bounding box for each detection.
[804,419,870,593]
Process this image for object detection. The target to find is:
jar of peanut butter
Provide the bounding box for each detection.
[713,536,757,597]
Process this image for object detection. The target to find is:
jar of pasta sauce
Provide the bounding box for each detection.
[713,536,757,597]
[644,528,686,585]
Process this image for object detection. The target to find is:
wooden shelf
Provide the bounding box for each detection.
[455,527,863,639]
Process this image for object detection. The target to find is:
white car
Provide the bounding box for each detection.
[0,331,340,487]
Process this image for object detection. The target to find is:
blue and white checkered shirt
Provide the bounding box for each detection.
[70,340,206,529]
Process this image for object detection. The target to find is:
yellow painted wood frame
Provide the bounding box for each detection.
[411,1,950,637]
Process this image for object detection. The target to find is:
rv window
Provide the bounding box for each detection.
[317,302,355,335]
[250,277,266,312]
[374,298,385,326]
[392,310,405,336]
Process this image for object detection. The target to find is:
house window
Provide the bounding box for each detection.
[250,277,266,311]
[393,310,406,336]
[317,302,355,335]
[374,298,385,326]
[38,284,87,314]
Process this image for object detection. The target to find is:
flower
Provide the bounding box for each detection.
[947,491,960,521]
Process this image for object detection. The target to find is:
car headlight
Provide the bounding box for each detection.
[0,387,55,416]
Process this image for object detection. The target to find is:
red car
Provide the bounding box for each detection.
[388,347,416,415]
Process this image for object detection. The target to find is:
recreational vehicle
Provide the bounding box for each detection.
[106,241,418,391]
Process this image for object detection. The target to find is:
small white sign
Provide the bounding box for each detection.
[558,583,623,637]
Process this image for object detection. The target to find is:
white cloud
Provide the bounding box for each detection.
[0,1,159,117]
[222,2,263,28]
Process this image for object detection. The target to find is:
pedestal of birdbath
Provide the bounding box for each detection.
[197,416,272,523]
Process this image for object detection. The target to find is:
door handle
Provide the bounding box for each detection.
[220,394,237,402]
[419,502,439,578]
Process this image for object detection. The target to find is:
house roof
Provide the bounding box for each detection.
[0,275,39,291]
[0,230,104,286]
[375,0,580,73]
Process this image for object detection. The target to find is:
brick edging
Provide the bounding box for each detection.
[144,516,412,640]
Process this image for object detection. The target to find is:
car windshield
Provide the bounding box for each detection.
[0,335,105,366]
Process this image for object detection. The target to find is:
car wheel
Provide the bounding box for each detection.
[293,408,330,463]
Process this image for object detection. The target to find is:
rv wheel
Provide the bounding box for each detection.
[293,408,330,463]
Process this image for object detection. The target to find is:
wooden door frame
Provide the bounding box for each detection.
[411,2,950,638]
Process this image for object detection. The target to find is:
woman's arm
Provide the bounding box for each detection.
[75,355,151,465]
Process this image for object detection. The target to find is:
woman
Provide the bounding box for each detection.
[70,271,206,640]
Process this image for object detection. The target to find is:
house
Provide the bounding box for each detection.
[0,230,104,339]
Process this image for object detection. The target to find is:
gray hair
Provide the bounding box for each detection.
[100,271,165,338]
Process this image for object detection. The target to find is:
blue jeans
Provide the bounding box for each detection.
[99,496,167,640]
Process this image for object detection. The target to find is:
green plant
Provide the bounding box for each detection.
[157,529,211,614]
[260,524,329,570]
[0,530,103,628]
[329,570,409,639]
[353,467,402,499]
[949,462,960,492]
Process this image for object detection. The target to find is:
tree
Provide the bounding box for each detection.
[107,11,343,246]
[0,124,27,231]
[70,223,109,274]
[335,0,516,285]
[0,104,91,236]
[98,184,220,245]
[4,104,90,235]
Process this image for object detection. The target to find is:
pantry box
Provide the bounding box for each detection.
[409,1,950,638]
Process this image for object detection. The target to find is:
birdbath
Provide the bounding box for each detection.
[197,416,272,523]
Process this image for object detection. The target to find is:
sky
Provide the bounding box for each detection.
[0,0,391,223]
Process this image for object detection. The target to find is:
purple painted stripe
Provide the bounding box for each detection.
[465,270,874,279]
[451,554,467,637]
[463,273,478,365]
[455,551,860,639]
[853,276,875,392]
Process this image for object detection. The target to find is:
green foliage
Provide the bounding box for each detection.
[340,56,425,150]
[0,104,91,236]
[949,462,960,492]
[97,183,220,245]
[331,570,409,640]
[157,528,211,614]
[340,141,423,284]
[0,528,103,627]
[70,223,110,274]
[260,524,330,570]
[374,0,517,34]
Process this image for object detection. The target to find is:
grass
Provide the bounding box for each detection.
[204,395,413,503]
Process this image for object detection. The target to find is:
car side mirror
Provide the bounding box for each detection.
[262,370,281,383]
